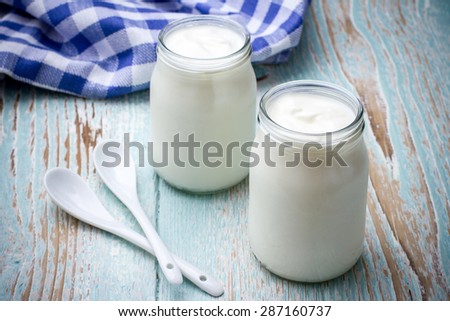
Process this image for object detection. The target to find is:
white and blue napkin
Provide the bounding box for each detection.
[0,0,310,98]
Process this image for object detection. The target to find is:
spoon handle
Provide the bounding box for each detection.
[107,223,224,297]
[128,202,183,285]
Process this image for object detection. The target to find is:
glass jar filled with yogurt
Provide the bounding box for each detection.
[249,80,369,282]
[150,16,257,193]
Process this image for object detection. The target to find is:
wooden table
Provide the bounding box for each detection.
[1,1,449,300]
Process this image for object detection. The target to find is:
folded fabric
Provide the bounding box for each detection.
[0,0,309,98]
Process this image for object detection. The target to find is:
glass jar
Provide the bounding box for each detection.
[249,80,369,282]
[150,16,257,193]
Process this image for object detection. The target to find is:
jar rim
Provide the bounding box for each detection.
[259,80,365,144]
[157,16,252,71]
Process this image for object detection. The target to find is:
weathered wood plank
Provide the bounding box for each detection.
[0,83,160,300]
[0,0,448,300]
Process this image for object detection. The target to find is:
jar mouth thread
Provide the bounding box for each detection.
[259,80,365,145]
[157,16,252,72]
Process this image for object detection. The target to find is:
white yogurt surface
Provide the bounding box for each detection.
[164,25,244,59]
[267,92,355,133]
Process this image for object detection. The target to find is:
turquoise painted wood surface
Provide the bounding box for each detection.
[0,0,449,300]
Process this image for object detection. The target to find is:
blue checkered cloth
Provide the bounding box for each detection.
[0,1,310,98]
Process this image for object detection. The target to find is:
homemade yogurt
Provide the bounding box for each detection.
[150,17,256,192]
[249,81,369,282]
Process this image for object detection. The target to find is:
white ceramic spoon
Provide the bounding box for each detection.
[44,168,224,297]
[92,141,182,285]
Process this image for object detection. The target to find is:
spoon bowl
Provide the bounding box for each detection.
[44,168,116,225]
[93,141,138,203]
[94,140,183,285]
